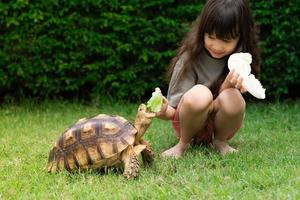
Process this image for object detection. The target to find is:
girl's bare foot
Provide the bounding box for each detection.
[161,142,189,159]
[213,139,238,155]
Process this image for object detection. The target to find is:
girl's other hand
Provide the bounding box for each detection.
[155,96,169,117]
[222,69,247,93]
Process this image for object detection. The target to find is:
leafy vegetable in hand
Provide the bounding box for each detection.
[228,52,252,77]
[228,53,266,99]
[243,74,266,99]
[146,87,163,112]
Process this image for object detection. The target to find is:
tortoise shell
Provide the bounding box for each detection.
[48,114,137,172]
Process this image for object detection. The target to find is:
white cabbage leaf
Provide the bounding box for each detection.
[228,52,252,76]
[243,74,266,99]
[228,53,266,99]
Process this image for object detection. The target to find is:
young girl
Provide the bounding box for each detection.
[156,0,261,159]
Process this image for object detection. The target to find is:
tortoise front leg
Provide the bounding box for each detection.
[140,139,154,166]
[122,145,140,179]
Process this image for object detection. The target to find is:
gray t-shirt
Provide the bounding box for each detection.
[167,50,226,108]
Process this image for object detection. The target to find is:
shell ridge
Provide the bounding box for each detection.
[82,144,93,165]
[112,143,118,154]
[75,128,81,142]
[56,156,61,171]
[63,153,71,172]
[72,152,80,169]
[120,137,129,146]
[94,121,101,137]
[95,120,135,139]
[96,144,105,159]
[58,136,64,150]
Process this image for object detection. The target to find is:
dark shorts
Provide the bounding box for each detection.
[172,105,215,146]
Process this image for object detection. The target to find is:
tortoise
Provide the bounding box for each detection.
[47,104,155,179]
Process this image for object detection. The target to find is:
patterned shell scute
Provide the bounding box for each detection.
[49,114,137,172]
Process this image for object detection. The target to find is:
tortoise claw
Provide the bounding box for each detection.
[140,140,154,166]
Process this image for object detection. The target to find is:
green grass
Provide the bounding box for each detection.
[0,100,299,199]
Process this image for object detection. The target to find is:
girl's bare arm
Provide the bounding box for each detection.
[155,97,176,120]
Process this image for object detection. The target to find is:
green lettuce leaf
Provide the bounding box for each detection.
[146,87,163,112]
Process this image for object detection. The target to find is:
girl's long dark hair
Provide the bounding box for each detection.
[167,0,261,90]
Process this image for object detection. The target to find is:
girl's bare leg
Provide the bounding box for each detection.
[213,88,245,154]
[162,85,213,159]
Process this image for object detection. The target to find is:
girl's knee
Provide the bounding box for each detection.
[182,85,213,111]
[217,88,245,116]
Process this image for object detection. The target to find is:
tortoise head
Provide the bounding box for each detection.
[134,104,155,140]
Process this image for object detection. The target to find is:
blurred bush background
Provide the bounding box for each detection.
[0,0,299,102]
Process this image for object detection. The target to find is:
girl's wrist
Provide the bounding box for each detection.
[156,105,175,120]
[156,105,168,117]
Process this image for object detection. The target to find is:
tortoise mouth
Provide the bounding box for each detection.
[138,104,147,112]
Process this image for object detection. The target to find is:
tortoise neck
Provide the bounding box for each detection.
[134,116,152,141]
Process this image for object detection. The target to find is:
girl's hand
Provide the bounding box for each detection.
[155,96,169,117]
[222,69,247,93]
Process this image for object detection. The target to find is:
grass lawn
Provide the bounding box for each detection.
[0,99,299,199]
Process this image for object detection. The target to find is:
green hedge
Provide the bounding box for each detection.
[0,0,299,101]
[253,1,300,99]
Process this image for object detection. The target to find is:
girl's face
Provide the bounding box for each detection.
[204,33,240,59]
